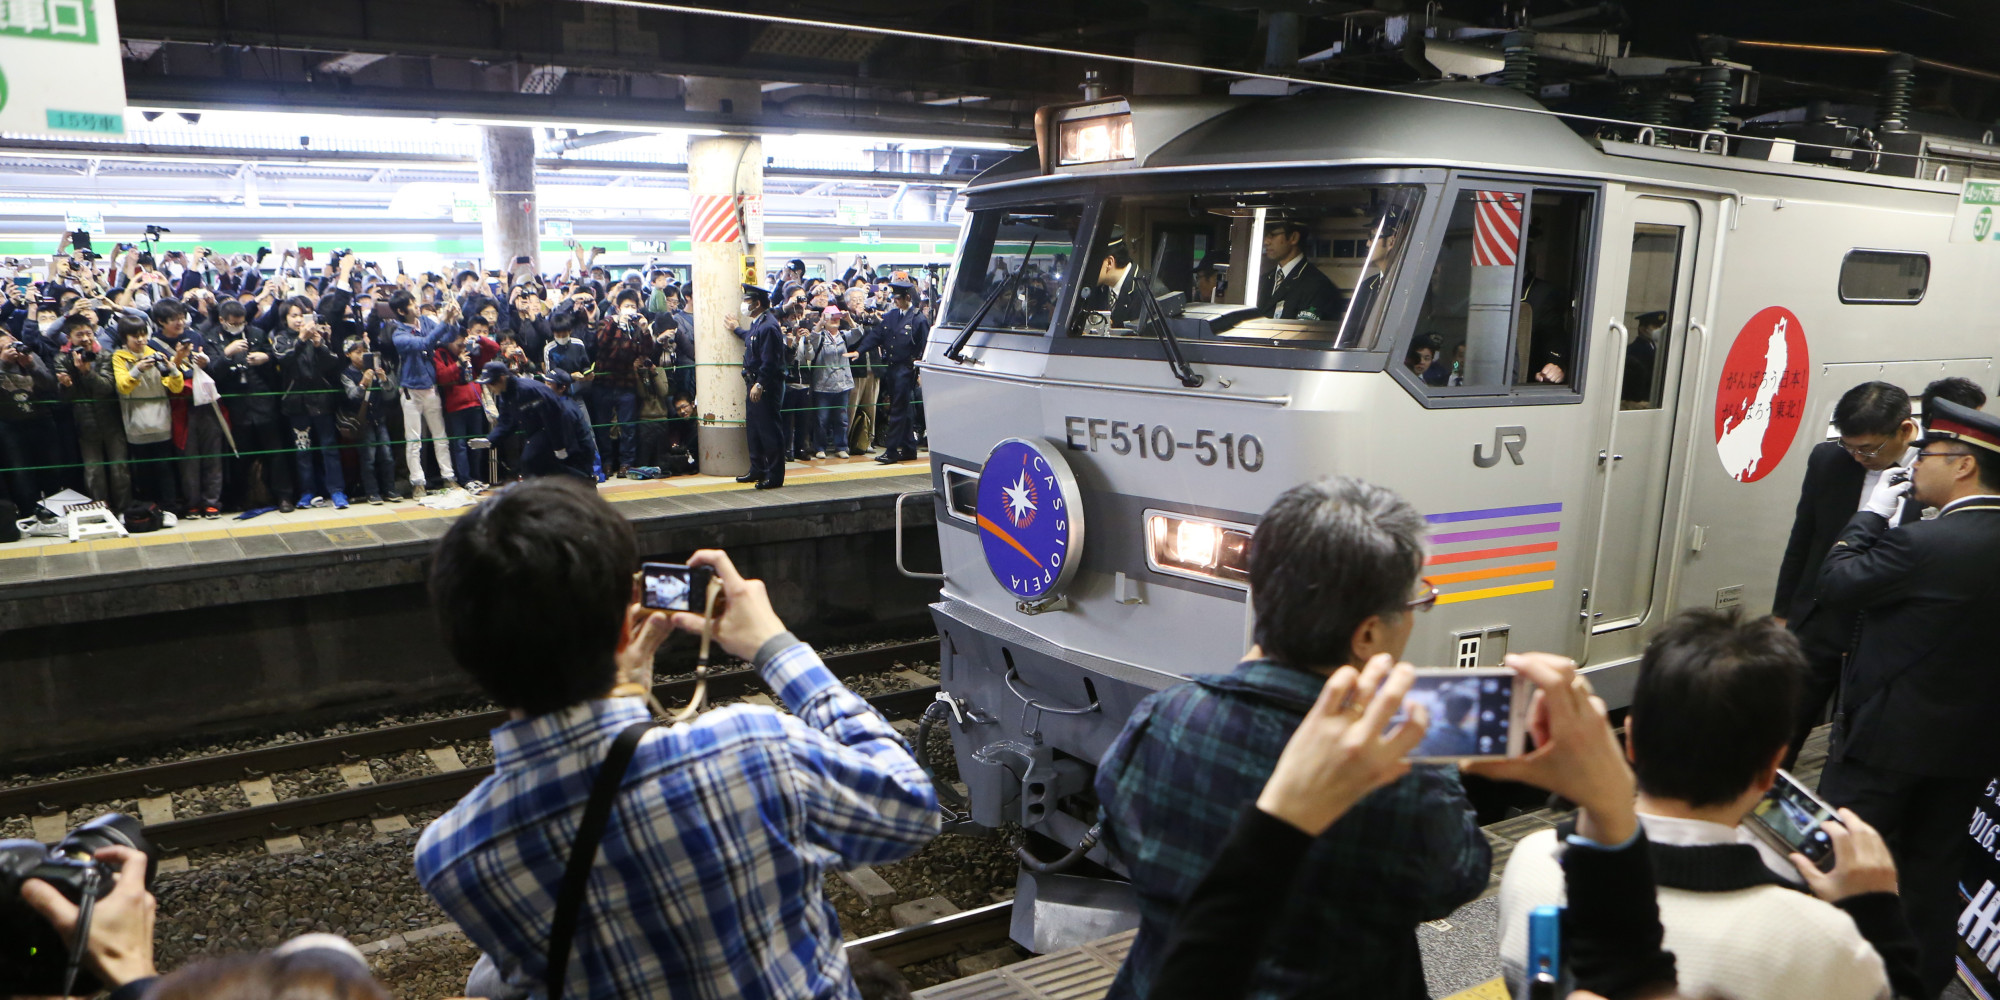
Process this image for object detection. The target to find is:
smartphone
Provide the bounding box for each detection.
[1746,769,1840,872]
[514,255,532,266]
[71,231,93,252]
[639,562,714,612]
[361,352,376,371]
[12,276,28,290]
[1525,904,1566,1000]
[1391,667,1531,762]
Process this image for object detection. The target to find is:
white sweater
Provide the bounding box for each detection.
[1496,818,1891,1000]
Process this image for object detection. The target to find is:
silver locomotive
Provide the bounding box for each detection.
[905,79,1999,941]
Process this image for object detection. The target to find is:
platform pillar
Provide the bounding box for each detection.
[477,125,538,272]
[688,132,762,477]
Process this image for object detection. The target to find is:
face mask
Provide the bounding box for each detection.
[739,304,753,324]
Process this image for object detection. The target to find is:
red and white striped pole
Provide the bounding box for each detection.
[1465,190,1523,386]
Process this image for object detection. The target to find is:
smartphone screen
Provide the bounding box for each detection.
[640,562,712,612]
[1392,669,1522,760]
[1747,770,1838,870]
[361,352,376,371]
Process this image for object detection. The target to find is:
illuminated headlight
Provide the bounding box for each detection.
[1146,512,1252,586]
[1058,114,1135,166]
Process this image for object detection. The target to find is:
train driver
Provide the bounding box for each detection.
[1259,217,1342,322]
[1082,228,1144,327]
[1335,206,1404,347]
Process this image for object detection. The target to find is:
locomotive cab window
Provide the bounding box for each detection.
[1411,186,1595,393]
[1069,185,1424,351]
[1839,250,1929,304]
[946,205,1084,333]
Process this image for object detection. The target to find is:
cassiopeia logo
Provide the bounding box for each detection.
[1000,467,1039,529]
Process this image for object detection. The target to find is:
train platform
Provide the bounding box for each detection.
[917,725,1911,1000]
[0,455,941,761]
[0,456,931,629]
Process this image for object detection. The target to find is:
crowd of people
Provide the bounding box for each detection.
[0,241,939,529]
[26,426,1987,998]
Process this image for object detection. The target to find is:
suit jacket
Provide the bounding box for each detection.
[1773,442,1919,649]
[1263,257,1343,322]
[1817,497,2000,775]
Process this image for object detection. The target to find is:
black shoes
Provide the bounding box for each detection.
[734,473,759,483]
[754,480,783,490]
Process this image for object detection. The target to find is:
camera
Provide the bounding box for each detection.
[0,813,156,997]
[641,562,713,612]
[143,224,170,240]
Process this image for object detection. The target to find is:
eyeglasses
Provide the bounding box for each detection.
[1407,585,1440,613]
[1913,449,1974,464]
[1840,438,1897,460]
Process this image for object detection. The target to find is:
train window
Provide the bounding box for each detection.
[1412,187,1594,392]
[1839,250,1929,304]
[945,205,1084,333]
[1070,185,1424,350]
[1619,224,1685,410]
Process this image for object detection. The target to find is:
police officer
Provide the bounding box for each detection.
[480,360,591,482]
[738,284,789,489]
[856,280,927,464]
[1816,397,2000,999]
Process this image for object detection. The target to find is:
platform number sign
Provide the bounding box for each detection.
[976,438,1086,603]
[0,0,126,137]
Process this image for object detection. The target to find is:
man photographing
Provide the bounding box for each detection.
[1816,397,2000,998]
[416,479,937,999]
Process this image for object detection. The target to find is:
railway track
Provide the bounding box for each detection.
[3,640,943,854]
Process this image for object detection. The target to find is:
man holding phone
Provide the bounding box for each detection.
[1815,397,2000,998]
[417,482,936,1000]
[1493,609,1917,1000]
[1095,476,1487,1000]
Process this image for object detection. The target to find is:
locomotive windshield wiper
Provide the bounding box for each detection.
[1134,274,1204,388]
[944,236,1037,364]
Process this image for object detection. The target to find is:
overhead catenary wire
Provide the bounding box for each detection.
[563,0,1989,172]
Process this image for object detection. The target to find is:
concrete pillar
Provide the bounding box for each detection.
[689,133,763,477]
[477,126,538,272]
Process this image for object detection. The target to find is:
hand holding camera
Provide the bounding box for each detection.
[4,814,159,996]
[1462,653,1637,845]
[1256,656,1426,836]
[662,550,787,663]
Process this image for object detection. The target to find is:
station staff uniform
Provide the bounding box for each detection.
[481,362,590,482]
[1773,438,1921,766]
[1815,398,2000,999]
[1261,253,1341,322]
[739,286,789,488]
[854,283,927,464]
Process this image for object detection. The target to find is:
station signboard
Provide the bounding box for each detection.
[0,0,127,137]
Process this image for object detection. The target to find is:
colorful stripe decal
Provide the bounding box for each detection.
[1436,579,1555,605]
[1424,502,1564,524]
[1426,541,1558,567]
[1429,522,1560,545]
[1423,503,1562,604]
[1426,561,1557,586]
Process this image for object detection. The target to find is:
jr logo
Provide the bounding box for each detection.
[1474,426,1528,468]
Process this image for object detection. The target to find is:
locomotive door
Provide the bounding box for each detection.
[1587,197,1703,635]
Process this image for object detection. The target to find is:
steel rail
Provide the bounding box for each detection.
[844,900,1015,968]
[1,640,941,820]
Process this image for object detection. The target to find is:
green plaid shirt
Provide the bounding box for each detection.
[1096,658,1490,1000]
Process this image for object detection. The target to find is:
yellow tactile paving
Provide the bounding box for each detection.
[4,459,927,564]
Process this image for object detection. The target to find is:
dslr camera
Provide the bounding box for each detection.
[0,813,156,997]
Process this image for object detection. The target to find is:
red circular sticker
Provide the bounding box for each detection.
[1713,306,1810,483]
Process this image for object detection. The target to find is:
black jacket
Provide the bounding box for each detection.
[1818,497,2000,776]
[1261,257,1343,322]
[1774,443,1920,650]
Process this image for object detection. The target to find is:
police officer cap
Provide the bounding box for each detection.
[475,359,512,385]
[1635,310,1668,326]
[889,280,915,296]
[1923,398,2000,455]
[741,284,771,305]
[786,258,807,273]
[540,368,574,388]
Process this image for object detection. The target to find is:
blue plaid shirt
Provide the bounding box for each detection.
[415,641,939,1000]
[1096,658,1490,1000]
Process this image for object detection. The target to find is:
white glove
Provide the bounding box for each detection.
[1864,467,1912,520]
[555,448,569,460]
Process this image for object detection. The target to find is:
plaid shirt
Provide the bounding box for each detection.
[1095,658,1490,1000]
[415,641,938,1000]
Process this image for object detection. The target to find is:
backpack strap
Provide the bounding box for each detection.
[544,720,655,1000]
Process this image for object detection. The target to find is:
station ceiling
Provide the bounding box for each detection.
[113,0,2000,137]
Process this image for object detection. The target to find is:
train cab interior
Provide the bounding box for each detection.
[946,180,1597,394]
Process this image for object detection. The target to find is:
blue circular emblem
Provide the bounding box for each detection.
[976,438,1085,602]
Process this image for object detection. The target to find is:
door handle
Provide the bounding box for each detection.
[1597,450,1625,466]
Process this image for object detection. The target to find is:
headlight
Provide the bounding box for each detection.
[1146,511,1252,586]
[1057,114,1135,166]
